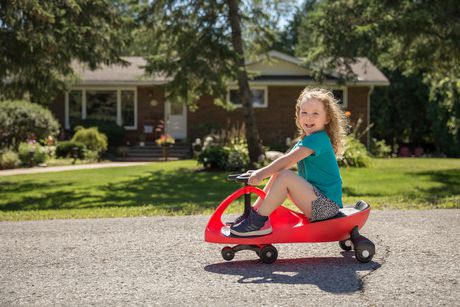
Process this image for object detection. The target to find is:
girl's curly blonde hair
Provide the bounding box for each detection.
[295,88,348,158]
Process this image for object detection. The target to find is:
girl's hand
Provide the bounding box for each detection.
[248,172,263,186]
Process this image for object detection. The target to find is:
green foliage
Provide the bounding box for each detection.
[427,77,460,157]
[72,119,125,146]
[55,141,86,160]
[0,100,60,149]
[370,71,431,146]
[18,143,47,166]
[339,136,372,168]
[197,123,250,171]
[141,0,292,164]
[294,0,460,156]
[198,146,229,170]
[71,127,108,156]
[0,150,21,169]
[369,138,392,158]
[0,0,130,102]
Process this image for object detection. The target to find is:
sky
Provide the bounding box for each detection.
[278,0,304,30]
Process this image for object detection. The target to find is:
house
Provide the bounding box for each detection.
[50,51,389,148]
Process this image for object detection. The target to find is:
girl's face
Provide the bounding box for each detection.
[298,98,329,135]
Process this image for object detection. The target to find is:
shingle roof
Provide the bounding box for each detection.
[72,51,389,86]
[72,57,169,85]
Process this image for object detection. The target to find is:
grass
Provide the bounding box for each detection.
[0,158,459,221]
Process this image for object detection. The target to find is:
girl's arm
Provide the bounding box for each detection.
[248,146,314,186]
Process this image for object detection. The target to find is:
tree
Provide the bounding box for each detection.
[295,0,460,155]
[0,0,131,103]
[142,0,294,165]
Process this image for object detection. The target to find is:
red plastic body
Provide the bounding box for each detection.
[205,186,370,245]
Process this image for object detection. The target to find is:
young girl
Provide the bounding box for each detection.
[230,88,347,237]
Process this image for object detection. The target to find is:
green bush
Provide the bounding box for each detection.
[198,146,229,170]
[370,138,393,158]
[71,127,108,156]
[339,136,372,167]
[0,150,21,169]
[72,119,125,146]
[225,143,249,171]
[18,142,47,166]
[55,141,86,159]
[0,100,60,148]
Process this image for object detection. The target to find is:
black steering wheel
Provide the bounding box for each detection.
[227,171,254,183]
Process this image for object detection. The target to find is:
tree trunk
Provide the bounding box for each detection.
[226,0,264,166]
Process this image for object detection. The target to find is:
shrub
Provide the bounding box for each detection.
[116,146,129,157]
[18,142,47,166]
[370,138,393,158]
[225,143,249,171]
[0,100,60,149]
[339,135,372,167]
[84,150,100,162]
[197,122,252,171]
[71,127,108,156]
[0,150,21,169]
[72,119,125,146]
[198,146,229,170]
[55,141,86,159]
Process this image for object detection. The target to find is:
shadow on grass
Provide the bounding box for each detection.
[92,168,239,211]
[415,169,460,195]
[205,251,381,293]
[0,168,240,212]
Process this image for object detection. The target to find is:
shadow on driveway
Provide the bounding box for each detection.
[204,252,381,293]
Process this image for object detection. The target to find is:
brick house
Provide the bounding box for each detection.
[50,51,389,148]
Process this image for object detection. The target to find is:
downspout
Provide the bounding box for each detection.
[367,85,374,148]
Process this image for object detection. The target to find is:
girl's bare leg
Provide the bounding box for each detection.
[256,169,317,218]
[253,173,278,210]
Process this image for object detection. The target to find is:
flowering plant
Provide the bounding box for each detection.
[155,134,175,146]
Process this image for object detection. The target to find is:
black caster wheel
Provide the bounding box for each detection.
[259,245,278,264]
[339,239,353,251]
[221,246,235,261]
[354,242,375,263]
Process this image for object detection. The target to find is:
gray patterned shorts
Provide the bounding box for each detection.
[309,187,340,222]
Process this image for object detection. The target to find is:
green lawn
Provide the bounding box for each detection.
[0,158,459,221]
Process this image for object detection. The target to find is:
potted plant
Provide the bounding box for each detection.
[155,134,175,161]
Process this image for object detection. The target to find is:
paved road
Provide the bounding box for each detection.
[1,210,459,306]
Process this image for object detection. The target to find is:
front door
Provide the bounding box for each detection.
[165,101,187,139]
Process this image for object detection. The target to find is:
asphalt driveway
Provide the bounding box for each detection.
[1,210,459,306]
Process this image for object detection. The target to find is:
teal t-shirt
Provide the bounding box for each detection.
[294,130,343,208]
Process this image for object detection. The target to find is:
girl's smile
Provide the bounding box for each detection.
[298,98,329,135]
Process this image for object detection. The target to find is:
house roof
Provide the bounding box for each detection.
[72,51,389,86]
[71,57,169,85]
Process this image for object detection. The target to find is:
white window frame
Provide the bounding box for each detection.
[226,85,268,108]
[65,87,138,130]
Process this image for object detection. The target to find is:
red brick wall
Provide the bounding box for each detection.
[124,86,165,144]
[188,86,305,146]
[49,85,370,146]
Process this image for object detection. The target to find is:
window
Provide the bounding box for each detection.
[121,90,135,127]
[86,90,117,122]
[65,88,137,130]
[228,87,268,108]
